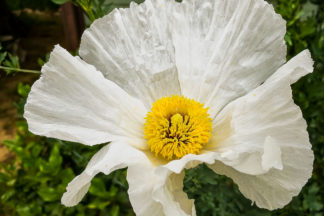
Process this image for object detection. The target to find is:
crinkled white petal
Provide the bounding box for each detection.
[208,153,313,210]
[24,45,147,148]
[127,152,197,216]
[61,141,148,206]
[152,170,196,216]
[127,159,164,216]
[129,152,235,216]
[150,151,239,215]
[261,136,283,172]
[79,0,181,108]
[205,50,314,209]
[79,0,286,113]
[171,0,287,118]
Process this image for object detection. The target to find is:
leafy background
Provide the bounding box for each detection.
[0,0,323,215]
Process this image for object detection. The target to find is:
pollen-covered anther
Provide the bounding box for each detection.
[144,95,212,160]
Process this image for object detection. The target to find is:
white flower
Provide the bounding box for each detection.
[24,0,314,215]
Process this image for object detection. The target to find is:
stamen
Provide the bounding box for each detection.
[144,95,212,160]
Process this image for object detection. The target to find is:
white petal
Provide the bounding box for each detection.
[209,151,313,210]
[127,149,212,216]
[265,49,314,84]
[24,45,147,148]
[209,50,313,173]
[153,171,196,216]
[125,66,181,107]
[127,152,201,216]
[153,153,222,216]
[127,160,164,216]
[61,141,148,206]
[206,50,314,209]
[79,0,181,108]
[261,136,283,171]
[171,0,286,117]
[152,170,196,216]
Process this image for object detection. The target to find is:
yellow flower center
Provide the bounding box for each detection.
[144,95,212,160]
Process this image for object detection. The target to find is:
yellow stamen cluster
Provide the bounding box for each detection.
[144,95,212,160]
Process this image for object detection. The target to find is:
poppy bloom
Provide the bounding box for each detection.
[24,0,314,215]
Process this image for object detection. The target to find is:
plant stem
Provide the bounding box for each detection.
[0,66,40,74]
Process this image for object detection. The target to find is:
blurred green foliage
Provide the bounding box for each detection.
[0,43,20,75]
[66,0,144,21]
[0,0,324,216]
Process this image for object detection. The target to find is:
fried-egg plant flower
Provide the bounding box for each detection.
[24,0,314,215]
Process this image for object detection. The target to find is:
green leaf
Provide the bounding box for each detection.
[0,51,7,64]
[109,205,120,216]
[39,144,63,175]
[2,53,20,74]
[37,53,50,67]
[49,144,63,168]
[51,0,69,5]
[37,186,61,202]
[6,179,16,187]
[3,53,20,68]
[1,189,15,202]
[16,205,32,216]
[17,83,31,99]
[299,18,316,38]
[87,198,111,210]
[60,168,75,185]
[31,143,42,157]
[89,178,108,198]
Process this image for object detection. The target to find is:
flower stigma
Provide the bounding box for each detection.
[144,95,212,160]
